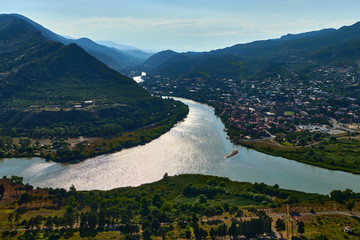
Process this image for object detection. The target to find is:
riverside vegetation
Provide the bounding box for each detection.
[0,174,359,240]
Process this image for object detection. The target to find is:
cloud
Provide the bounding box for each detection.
[35,16,359,51]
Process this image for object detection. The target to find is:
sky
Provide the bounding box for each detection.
[2,0,360,52]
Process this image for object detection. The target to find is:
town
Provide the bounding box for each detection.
[142,64,360,142]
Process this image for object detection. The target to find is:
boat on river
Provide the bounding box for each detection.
[225,149,239,158]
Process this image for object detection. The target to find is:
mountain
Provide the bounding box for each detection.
[7,14,151,72]
[276,28,336,41]
[0,14,186,137]
[96,40,142,51]
[214,21,360,61]
[97,40,154,61]
[144,21,360,78]
[312,37,360,63]
[143,50,179,69]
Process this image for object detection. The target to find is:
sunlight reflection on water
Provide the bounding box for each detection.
[0,98,359,194]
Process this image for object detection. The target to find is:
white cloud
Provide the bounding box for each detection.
[34,16,359,51]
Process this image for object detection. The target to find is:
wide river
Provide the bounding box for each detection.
[0,98,359,194]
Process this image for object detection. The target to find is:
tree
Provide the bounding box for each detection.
[275,218,286,232]
[152,194,162,208]
[8,212,15,229]
[19,193,32,205]
[229,206,238,217]
[0,184,4,199]
[236,209,243,221]
[199,194,207,204]
[346,201,355,214]
[140,197,151,216]
[200,228,208,239]
[143,228,152,240]
[193,223,201,240]
[87,211,98,230]
[64,205,76,228]
[218,223,228,238]
[297,220,305,234]
[228,222,238,239]
[223,203,229,212]
[209,227,216,240]
[15,213,21,229]
[19,137,31,149]
[151,218,160,234]
[185,229,192,239]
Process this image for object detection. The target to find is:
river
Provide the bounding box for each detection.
[0,98,359,194]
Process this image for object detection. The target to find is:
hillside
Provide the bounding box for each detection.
[0,14,189,162]
[143,21,360,79]
[6,14,151,72]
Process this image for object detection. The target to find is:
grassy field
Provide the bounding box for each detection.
[242,136,360,174]
[302,214,360,240]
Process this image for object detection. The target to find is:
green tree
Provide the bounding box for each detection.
[199,194,207,204]
[140,197,151,216]
[218,223,228,238]
[8,212,15,229]
[87,211,98,230]
[151,218,160,234]
[228,222,238,239]
[275,218,286,232]
[0,184,4,199]
[346,201,355,214]
[200,228,208,239]
[229,206,238,217]
[297,220,305,234]
[19,137,31,149]
[185,229,192,239]
[209,227,216,240]
[15,213,21,229]
[143,228,152,240]
[236,209,243,220]
[223,203,229,212]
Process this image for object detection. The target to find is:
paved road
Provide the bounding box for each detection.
[269,210,359,218]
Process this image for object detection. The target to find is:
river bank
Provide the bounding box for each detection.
[1,98,360,193]
[168,93,360,175]
[0,102,189,164]
[238,135,360,175]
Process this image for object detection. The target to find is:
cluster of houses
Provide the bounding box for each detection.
[143,64,360,139]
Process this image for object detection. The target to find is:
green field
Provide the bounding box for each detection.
[244,136,360,174]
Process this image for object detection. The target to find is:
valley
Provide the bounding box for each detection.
[0,4,360,238]
[0,14,189,163]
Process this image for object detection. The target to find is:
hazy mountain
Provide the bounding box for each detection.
[96,41,140,51]
[143,50,179,69]
[6,14,150,72]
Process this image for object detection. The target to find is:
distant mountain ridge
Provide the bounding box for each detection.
[143,21,360,78]
[6,14,152,72]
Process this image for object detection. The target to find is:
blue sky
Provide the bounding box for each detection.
[2,0,360,52]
